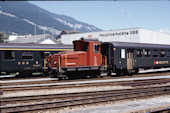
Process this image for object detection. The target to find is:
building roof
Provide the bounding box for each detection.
[62,30,80,34]
[57,30,80,39]
[8,34,61,44]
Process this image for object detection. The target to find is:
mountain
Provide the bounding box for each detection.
[0,1,101,37]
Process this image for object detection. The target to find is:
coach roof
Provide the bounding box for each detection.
[0,43,73,50]
[104,41,170,49]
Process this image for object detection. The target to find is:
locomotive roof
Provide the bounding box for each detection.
[0,43,73,51]
[73,38,100,42]
[105,41,170,49]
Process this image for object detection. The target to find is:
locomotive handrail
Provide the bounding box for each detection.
[105,56,107,70]
[58,56,61,72]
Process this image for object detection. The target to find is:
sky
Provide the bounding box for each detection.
[30,1,170,34]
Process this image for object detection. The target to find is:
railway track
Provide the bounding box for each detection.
[149,108,170,113]
[1,82,118,92]
[0,79,57,86]
[1,70,170,85]
[122,78,170,87]
[1,86,170,113]
[0,75,49,80]
[1,78,170,92]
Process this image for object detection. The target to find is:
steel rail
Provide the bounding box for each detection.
[148,108,170,113]
[1,78,170,92]
[0,82,117,92]
[121,78,170,86]
[1,86,168,104]
[1,86,170,113]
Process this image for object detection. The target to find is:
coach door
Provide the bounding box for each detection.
[127,49,134,70]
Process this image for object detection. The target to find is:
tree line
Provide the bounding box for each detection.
[0,32,8,43]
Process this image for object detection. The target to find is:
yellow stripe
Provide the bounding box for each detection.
[0,48,73,51]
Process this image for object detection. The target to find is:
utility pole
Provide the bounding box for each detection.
[52,26,54,37]
[44,29,45,35]
[124,11,131,28]
[34,25,37,43]
[124,11,132,42]
[35,25,36,35]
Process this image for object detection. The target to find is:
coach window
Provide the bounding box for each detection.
[93,44,99,53]
[166,51,170,57]
[3,50,15,60]
[22,51,33,60]
[136,49,142,57]
[121,49,125,58]
[153,50,158,57]
[160,50,166,57]
[144,50,151,57]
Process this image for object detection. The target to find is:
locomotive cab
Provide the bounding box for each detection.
[73,38,101,66]
[47,38,105,79]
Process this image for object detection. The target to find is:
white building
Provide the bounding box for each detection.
[8,33,18,41]
[61,28,170,45]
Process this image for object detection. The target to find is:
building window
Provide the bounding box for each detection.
[144,50,151,57]
[22,51,33,60]
[153,50,158,57]
[121,49,125,58]
[3,50,15,60]
[136,49,143,57]
[136,30,138,34]
[130,31,133,34]
[160,50,166,57]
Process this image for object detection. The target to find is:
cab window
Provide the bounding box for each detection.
[93,44,99,53]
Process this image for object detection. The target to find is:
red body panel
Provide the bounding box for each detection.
[60,51,87,67]
[48,51,87,68]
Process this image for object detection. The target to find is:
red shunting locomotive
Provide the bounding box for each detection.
[46,38,107,79]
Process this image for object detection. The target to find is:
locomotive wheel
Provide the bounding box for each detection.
[51,70,59,78]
